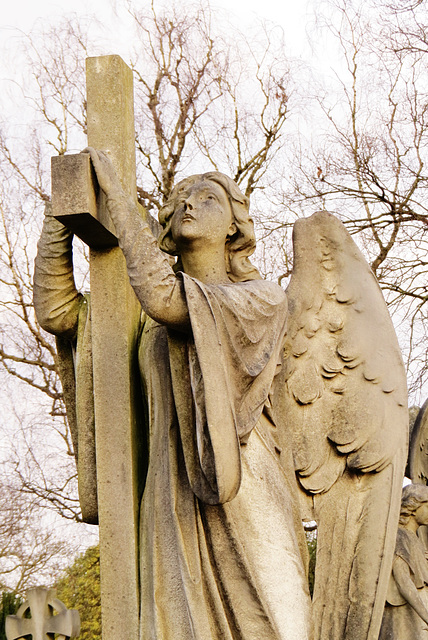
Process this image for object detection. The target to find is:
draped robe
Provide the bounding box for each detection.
[138,275,312,639]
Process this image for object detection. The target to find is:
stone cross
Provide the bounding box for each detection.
[51,56,144,640]
[6,588,80,640]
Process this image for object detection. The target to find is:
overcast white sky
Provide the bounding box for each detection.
[0,0,316,60]
[1,0,311,34]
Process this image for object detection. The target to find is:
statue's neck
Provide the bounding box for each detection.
[180,246,230,285]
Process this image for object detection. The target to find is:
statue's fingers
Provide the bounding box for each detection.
[81,148,112,193]
[82,147,112,169]
[97,150,116,171]
[81,146,97,159]
[81,147,102,172]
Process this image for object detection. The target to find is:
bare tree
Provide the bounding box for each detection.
[0,475,78,594]
[382,0,428,55]
[128,1,291,208]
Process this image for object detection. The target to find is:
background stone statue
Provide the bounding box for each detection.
[379,483,428,639]
[34,145,408,640]
[408,400,428,552]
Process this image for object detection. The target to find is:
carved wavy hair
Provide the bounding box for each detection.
[158,172,261,282]
[399,483,428,525]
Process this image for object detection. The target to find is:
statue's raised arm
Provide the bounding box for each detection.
[34,204,83,338]
[33,208,93,518]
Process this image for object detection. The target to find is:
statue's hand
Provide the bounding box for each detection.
[83,147,124,198]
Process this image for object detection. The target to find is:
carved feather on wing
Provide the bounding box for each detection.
[284,211,407,493]
[281,211,408,640]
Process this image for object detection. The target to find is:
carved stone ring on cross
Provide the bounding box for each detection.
[5,587,80,640]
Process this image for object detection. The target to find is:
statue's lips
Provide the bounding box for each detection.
[182,213,195,221]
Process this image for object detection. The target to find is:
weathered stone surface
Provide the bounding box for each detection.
[51,153,117,249]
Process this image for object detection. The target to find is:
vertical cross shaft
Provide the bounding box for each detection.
[85,55,144,640]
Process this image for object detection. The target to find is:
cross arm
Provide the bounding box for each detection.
[51,153,118,249]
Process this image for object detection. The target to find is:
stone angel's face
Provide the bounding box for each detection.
[170,180,234,252]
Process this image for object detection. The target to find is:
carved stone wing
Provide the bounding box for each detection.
[282,211,408,640]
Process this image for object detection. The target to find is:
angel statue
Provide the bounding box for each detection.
[379,483,428,639]
[33,149,408,640]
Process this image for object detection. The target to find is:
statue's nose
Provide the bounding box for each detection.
[184,197,194,211]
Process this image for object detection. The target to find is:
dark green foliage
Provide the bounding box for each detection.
[56,546,101,640]
[307,534,317,599]
[0,592,22,640]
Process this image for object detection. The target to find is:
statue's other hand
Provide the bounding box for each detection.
[83,147,123,198]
